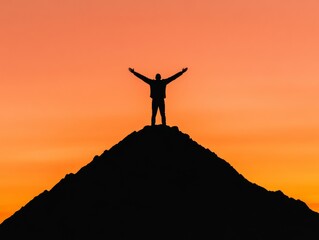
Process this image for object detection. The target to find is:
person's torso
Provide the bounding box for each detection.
[149,80,167,99]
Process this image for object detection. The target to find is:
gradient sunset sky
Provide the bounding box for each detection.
[1,0,319,223]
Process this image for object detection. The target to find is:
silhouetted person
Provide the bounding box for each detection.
[129,67,188,126]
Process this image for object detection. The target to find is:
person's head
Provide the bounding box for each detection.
[155,73,161,80]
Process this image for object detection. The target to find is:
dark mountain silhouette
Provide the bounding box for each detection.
[1,125,319,239]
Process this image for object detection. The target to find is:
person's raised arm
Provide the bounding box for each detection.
[129,68,151,84]
[164,67,188,84]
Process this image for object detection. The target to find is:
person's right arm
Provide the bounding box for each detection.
[164,67,188,84]
[129,68,151,84]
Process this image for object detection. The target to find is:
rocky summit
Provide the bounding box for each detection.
[1,125,319,239]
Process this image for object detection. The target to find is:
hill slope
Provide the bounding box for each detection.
[1,125,319,239]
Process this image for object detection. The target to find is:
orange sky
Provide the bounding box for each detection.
[1,0,319,223]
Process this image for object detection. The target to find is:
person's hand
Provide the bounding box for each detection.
[129,68,135,73]
[182,67,188,73]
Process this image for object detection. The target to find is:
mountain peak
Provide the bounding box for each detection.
[1,125,319,239]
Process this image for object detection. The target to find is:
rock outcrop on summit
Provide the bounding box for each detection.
[1,125,319,239]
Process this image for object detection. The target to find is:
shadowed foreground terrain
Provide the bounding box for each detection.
[1,125,319,239]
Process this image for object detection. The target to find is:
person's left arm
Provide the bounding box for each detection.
[129,68,152,84]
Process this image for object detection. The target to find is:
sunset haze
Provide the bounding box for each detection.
[1,0,319,223]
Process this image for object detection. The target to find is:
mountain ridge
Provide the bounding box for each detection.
[1,125,319,239]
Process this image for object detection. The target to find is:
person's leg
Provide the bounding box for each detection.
[151,99,158,126]
[159,99,166,126]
